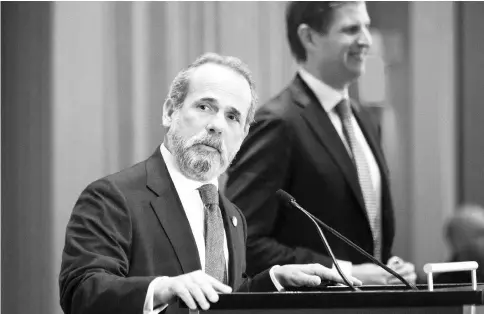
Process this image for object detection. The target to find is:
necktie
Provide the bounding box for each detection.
[335,99,382,261]
[198,184,227,283]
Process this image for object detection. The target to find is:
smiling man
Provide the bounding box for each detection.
[58,53,359,314]
[226,1,416,285]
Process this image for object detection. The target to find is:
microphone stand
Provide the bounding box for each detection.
[295,201,360,291]
[291,199,418,291]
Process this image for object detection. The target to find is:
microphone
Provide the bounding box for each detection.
[276,189,418,290]
[276,190,359,291]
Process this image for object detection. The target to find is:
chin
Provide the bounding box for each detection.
[345,65,365,80]
[191,160,226,182]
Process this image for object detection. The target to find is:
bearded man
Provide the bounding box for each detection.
[58,53,360,314]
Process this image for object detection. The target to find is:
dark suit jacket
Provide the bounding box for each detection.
[59,147,274,314]
[226,75,395,276]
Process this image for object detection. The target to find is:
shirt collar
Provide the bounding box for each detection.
[160,143,219,194]
[298,67,348,113]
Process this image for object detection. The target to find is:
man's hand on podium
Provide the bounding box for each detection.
[352,263,392,285]
[386,257,417,285]
[152,270,232,311]
[351,257,417,285]
[273,263,362,288]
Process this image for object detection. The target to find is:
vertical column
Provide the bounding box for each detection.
[202,2,219,53]
[218,2,261,96]
[366,1,413,261]
[52,4,114,313]
[164,2,189,80]
[258,1,296,103]
[1,5,3,311]
[409,2,456,276]
[217,2,295,103]
[2,3,54,313]
[132,2,151,162]
[459,3,484,205]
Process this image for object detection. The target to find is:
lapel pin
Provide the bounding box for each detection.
[232,216,238,227]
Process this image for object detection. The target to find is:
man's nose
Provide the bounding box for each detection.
[205,113,227,135]
[357,27,372,47]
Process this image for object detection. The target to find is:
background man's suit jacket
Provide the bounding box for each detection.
[59,148,274,314]
[226,75,395,276]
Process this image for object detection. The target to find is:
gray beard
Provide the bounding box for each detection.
[168,129,227,182]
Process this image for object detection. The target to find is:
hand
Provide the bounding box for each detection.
[386,257,417,285]
[273,263,362,288]
[153,270,232,311]
[352,263,392,285]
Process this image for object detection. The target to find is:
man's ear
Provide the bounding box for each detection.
[162,98,176,127]
[297,24,318,53]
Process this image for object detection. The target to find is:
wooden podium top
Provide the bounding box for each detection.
[182,284,484,310]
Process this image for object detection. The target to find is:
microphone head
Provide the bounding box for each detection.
[276,189,295,204]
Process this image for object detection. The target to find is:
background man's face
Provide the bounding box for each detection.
[165,63,251,182]
[314,2,372,83]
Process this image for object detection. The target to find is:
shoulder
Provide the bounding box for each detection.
[256,84,304,124]
[80,157,151,202]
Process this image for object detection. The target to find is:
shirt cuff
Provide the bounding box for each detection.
[269,265,285,291]
[144,276,170,314]
[332,259,353,277]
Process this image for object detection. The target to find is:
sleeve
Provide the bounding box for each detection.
[59,179,157,314]
[144,277,169,314]
[225,107,333,277]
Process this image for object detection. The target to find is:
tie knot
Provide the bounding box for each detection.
[335,98,351,119]
[198,184,219,207]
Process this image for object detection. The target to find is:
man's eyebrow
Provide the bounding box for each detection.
[227,107,242,118]
[198,97,218,104]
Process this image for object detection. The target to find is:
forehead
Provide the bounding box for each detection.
[186,63,252,110]
[329,2,370,29]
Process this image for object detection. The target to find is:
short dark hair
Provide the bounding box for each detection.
[166,53,258,130]
[286,1,352,62]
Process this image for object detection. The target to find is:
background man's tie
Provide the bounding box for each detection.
[198,184,228,283]
[336,99,382,261]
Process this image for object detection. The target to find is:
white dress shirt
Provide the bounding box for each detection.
[298,68,382,275]
[144,144,282,314]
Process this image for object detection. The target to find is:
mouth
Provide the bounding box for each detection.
[197,143,221,154]
[348,51,367,62]
[201,144,217,151]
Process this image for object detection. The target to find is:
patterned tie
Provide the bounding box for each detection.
[335,99,382,261]
[198,184,227,283]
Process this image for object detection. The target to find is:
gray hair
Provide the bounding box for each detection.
[166,52,258,129]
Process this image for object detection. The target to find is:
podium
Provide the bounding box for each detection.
[181,284,484,314]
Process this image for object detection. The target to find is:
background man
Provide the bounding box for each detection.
[435,204,484,283]
[59,53,359,314]
[225,1,416,285]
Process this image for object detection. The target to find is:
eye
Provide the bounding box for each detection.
[197,103,210,111]
[344,25,360,35]
[227,113,240,122]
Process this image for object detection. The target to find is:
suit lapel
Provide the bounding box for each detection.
[146,148,202,274]
[219,193,242,288]
[290,75,367,212]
